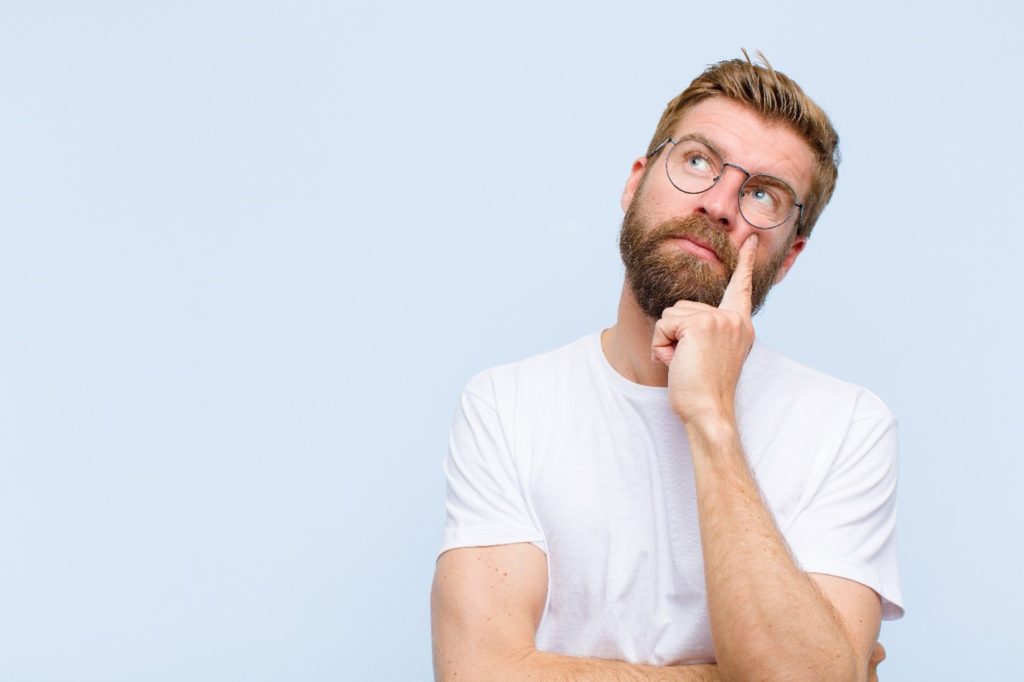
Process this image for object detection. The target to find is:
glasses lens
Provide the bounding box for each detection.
[739,175,797,229]
[665,138,722,194]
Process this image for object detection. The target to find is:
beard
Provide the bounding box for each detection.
[618,202,792,319]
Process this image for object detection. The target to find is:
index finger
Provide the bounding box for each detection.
[719,233,758,316]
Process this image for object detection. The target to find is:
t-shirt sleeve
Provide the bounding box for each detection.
[784,398,905,620]
[438,374,545,556]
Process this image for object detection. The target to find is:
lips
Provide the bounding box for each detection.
[666,235,722,263]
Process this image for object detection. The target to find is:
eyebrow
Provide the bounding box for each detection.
[678,132,724,157]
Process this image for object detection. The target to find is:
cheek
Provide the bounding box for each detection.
[632,172,697,217]
[768,239,804,283]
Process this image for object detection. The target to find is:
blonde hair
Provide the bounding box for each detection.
[646,51,839,238]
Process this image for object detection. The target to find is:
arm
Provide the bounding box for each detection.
[431,542,720,681]
[652,234,882,682]
[687,421,879,681]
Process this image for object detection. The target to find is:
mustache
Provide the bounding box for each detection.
[648,214,739,272]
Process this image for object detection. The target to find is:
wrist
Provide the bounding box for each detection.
[680,408,737,436]
[671,392,737,424]
[684,414,741,457]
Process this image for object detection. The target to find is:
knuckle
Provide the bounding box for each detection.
[726,311,747,327]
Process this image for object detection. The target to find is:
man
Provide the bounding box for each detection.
[432,54,903,681]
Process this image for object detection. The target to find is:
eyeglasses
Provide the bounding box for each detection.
[648,136,804,230]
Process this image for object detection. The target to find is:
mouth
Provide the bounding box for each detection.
[665,235,722,264]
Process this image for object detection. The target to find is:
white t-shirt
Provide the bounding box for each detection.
[439,332,903,666]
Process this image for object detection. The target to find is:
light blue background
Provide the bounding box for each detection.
[2,1,1021,679]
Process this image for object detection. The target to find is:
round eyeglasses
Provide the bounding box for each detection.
[648,136,804,230]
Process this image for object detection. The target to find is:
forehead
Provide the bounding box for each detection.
[670,97,815,197]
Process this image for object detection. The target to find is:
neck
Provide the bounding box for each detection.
[601,280,669,387]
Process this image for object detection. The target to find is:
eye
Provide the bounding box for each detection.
[668,138,722,189]
[748,186,778,208]
[681,151,716,176]
[744,176,792,210]
[686,153,711,170]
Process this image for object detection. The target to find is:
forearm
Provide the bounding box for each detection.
[433,542,721,682]
[498,650,718,682]
[436,644,718,681]
[687,418,861,682]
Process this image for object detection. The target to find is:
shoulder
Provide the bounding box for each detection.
[462,332,600,407]
[743,341,895,423]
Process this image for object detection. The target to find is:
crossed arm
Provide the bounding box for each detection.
[431,425,884,682]
[432,542,720,681]
[432,236,887,680]
[431,487,883,681]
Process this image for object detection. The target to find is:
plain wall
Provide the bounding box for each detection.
[1,1,1021,679]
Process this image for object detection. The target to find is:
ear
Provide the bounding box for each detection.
[620,156,648,212]
[772,236,807,284]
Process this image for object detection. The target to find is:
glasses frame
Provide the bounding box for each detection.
[648,136,805,231]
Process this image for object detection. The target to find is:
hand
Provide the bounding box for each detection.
[652,233,758,425]
[868,642,886,682]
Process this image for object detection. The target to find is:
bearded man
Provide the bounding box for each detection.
[432,54,903,681]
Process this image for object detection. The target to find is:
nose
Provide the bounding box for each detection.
[696,164,747,230]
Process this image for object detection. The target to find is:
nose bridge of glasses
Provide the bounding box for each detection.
[718,162,752,192]
[687,160,743,227]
